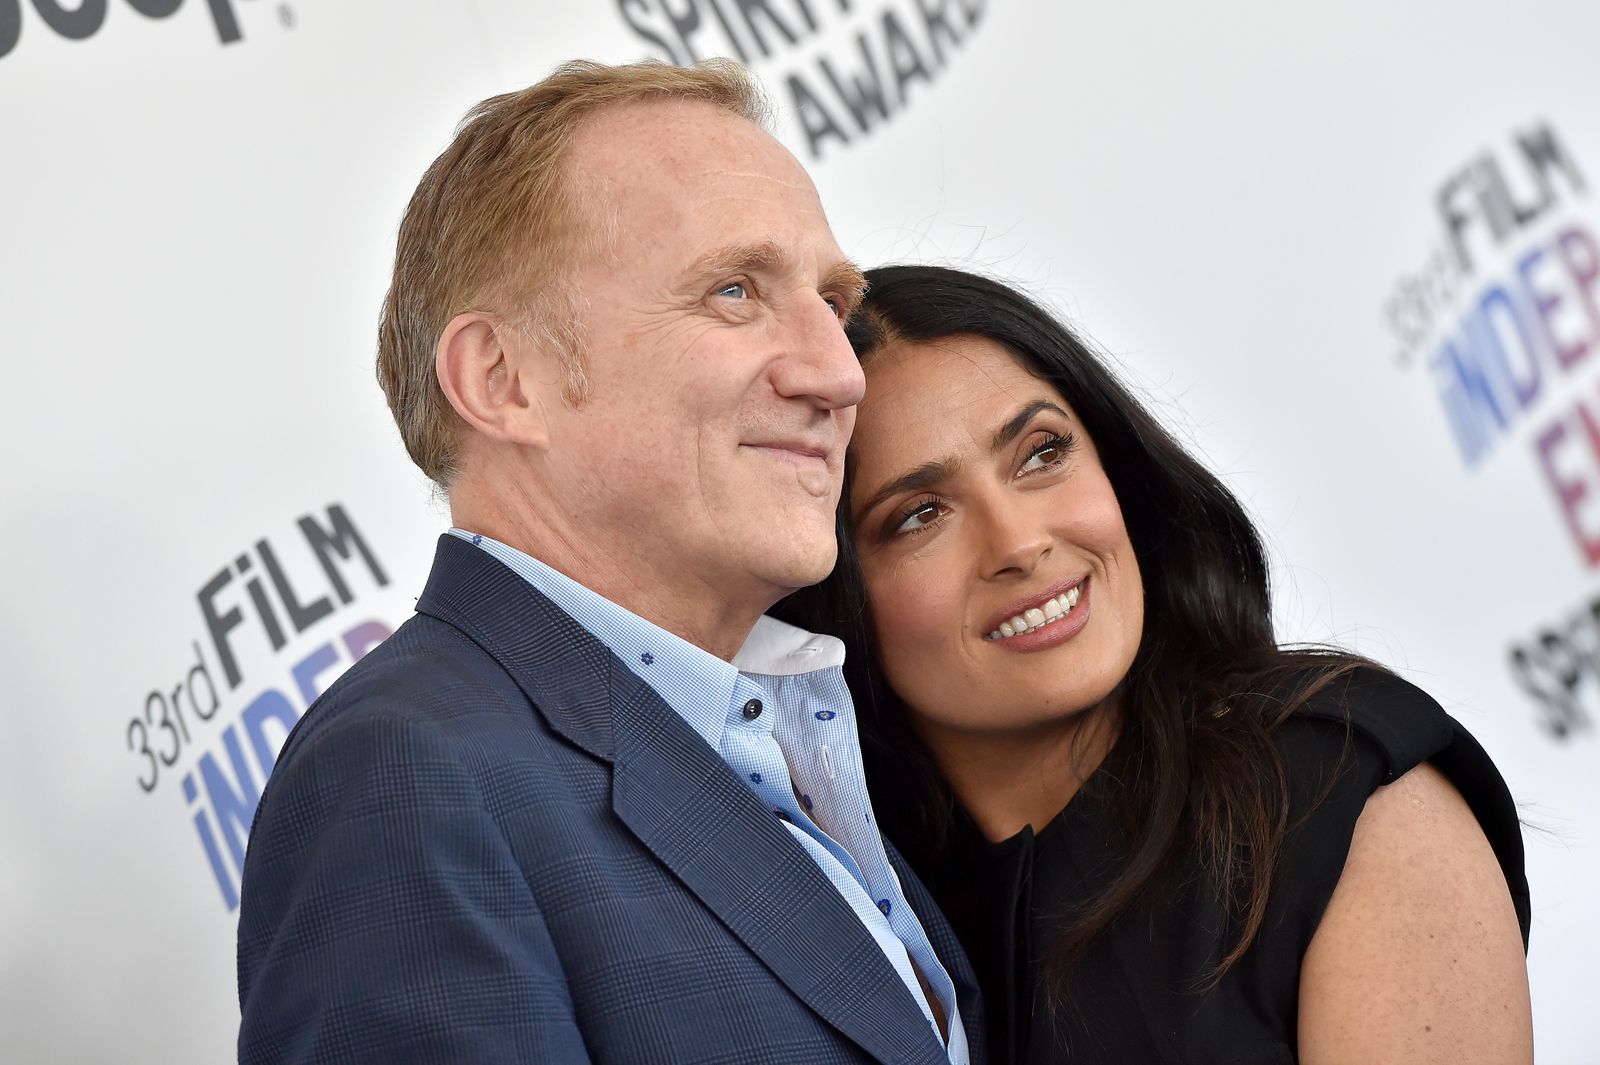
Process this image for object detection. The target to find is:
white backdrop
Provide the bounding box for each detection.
[3,1,1596,1061]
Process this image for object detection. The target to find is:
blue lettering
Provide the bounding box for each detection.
[184,772,239,910]
[1476,284,1542,409]
[240,688,300,783]
[198,724,260,875]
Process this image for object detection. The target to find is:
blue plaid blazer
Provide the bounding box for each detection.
[237,534,986,1064]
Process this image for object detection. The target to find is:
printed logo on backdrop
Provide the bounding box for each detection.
[617,0,987,159]
[1378,121,1600,741]
[125,503,398,910]
[0,0,295,61]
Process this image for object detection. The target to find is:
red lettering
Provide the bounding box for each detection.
[1537,390,1600,566]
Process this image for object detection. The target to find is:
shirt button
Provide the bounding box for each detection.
[741,698,763,720]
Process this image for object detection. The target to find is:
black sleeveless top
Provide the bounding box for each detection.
[914,669,1531,1065]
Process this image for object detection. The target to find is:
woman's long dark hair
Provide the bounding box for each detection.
[773,264,1368,987]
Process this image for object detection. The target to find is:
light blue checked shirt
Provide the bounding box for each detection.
[450,530,968,1063]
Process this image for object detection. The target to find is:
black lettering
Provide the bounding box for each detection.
[1485,151,1549,228]
[1474,156,1519,243]
[704,0,752,63]
[204,0,244,44]
[167,683,192,743]
[788,71,851,159]
[199,568,246,689]
[128,717,158,792]
[242,569,290,650]
[1,0,20,60]
[1383,282,1429,351]
[1509,643,1587,739]
[618,0,684,64]
[791,0,818,33]
[126,0,183,16]
[1437,167,1479,274]
[31,0,106,39]
[147,690,181,767]
[188,640,221,721]
[256,538,333,634]
[298,504,389,604]
[882,9,932,105]
[955,0,984,27]
[1518,122,1587,203]
[915,0,963,66]
[819,32,891,134]
[659,0,707,62]
[732,0,799,58]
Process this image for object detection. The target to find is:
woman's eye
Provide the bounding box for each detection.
[893,500,945,536]
[715,281,749,300]
[1019,434,1073,474]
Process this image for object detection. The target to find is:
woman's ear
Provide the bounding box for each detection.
[435,311,552,451]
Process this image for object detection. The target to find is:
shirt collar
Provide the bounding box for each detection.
[448,528,843,745]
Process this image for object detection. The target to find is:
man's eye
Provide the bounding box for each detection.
[715,281,749,300]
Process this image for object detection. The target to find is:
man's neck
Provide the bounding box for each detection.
[451,503,768,663]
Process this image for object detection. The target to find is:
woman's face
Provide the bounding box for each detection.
[848,333,1144,740]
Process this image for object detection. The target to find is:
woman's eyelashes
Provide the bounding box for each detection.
[884,431,1077,540]
[1018,431,1077,475]
[891,496,948,537]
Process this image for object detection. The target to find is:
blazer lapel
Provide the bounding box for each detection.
[608,655,948,1065]
[887,839,987,1061]
[416,536,948,1064]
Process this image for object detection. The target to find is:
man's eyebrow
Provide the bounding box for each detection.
[991,400,1072,453]
[684,240,787,282]
[682,245,867,316]
[821,259,868,319]
[854,457,963,529]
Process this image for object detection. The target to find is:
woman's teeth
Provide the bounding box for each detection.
[986,585,1081,641]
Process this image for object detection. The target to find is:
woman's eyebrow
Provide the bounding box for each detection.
[991,399,1071,452]
[854,457,963,527]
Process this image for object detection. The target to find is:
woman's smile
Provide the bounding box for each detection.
[982,576,1090,650]
[847,332,1144,739]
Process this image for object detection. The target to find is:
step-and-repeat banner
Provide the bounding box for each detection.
[3,2,1595,1060]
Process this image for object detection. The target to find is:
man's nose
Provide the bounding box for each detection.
[770,294,867,411]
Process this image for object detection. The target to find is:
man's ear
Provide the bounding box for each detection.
[435,312,553,451]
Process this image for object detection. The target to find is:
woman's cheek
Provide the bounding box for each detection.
[870,568,961,685]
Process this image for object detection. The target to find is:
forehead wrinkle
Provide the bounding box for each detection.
[702,165,813,190]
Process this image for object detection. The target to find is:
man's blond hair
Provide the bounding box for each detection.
[376,60,769,486]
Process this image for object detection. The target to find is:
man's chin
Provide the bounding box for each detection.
[760,541,840,595]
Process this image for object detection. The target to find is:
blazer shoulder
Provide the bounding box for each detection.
[267,611,596,795]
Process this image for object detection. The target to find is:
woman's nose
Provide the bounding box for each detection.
[978,500,1052,580]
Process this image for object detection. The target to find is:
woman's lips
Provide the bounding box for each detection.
[982,577,1092,653]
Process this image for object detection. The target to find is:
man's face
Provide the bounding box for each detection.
[536,99,865,626]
